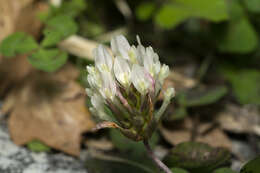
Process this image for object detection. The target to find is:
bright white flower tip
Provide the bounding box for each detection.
[164,87,175,101]
[100,73,117,101]
[87,66,102,89]
[111,35,131,60]
[144,47,161,77]
[114,57,131,88]
[94,45,113,72]
[131,64,152,95]
[158,64,169,84]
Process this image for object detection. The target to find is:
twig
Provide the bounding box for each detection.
[58,35,100,60]
[114,0,132,20]
[143,140,172,173]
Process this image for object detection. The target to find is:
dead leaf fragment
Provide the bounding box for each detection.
[3,65,95,156]
[217,104,260,136]
[85,138,114,151]
[160,118,232,149]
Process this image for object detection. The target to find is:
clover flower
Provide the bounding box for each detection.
[86,35,175,141]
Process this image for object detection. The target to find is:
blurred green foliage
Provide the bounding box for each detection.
[0,0,86,72]
[27,140,51,152]
[154,0,228,29]
[0,32,38,57]
[213,168,238,173]
[163,142,231,173]
[240,156,260,173]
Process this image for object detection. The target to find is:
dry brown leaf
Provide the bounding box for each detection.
[160,118,232,149]
[2,64,95,156]
[0,56,33,97]
[217,104,260,136]
[0,0,37,41]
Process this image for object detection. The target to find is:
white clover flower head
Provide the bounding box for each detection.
[86,35,175,141]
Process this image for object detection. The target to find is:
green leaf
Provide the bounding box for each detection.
[222,69,260,105]
[28,48,68,72]
[39,0,87,22]
[244,0,260,13]
[217,18,258,53]
[0,32,38,57]
[54,0,87,18]
[41,15,78,47]
[185,86,228,107]
[27,140,51,152]
[163,142,231,173]
[155,0,228,29]
[240,156,260,173]
[171,167,190,173]
[213,167,237,173]
[155,4,190,29]
[136,2,156,21]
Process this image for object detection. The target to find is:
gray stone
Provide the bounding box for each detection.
[0,121,88,173]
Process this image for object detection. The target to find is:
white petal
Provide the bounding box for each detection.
[111,35,130,60]
[100,72,117,100]
[91,94,103,109]
[131,64,152,95]
[114,57,131,88]
[158,64,169,84]
[94,45,113,72]
[87,68,102,89]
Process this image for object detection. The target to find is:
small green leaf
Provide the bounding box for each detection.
[28,48,68,72]
[164,142,230,173]
[240,156,260,173]
[155,4,191,29]
[185,86,228,107]
[136,2,156,21]
[54,0,87,18]
[0,32,38,57]
[217,18,258,53]
[27,140,51,152]
[213,167,237,173]
[222,68,260,105]
[171,167,190,173]
[244,0,260,13]
[41,15,78,47]
[155,0,228,29]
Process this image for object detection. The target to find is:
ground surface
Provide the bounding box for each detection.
[0,121,88,173]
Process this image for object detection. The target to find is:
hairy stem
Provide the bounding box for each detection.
[143,140,172,173]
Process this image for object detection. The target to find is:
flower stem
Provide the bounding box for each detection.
[143,140,172,173]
